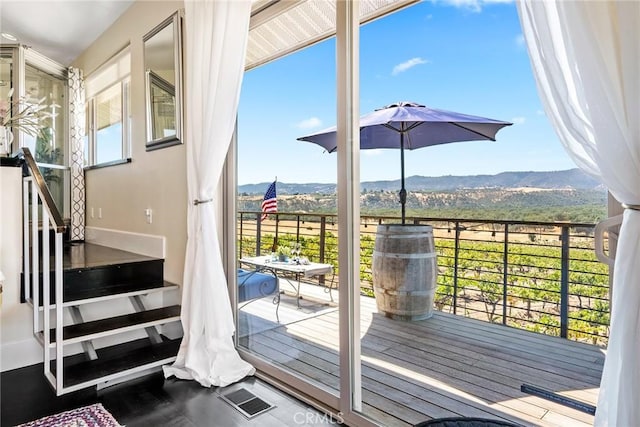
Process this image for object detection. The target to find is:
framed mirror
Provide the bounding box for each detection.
[143,11,183,150]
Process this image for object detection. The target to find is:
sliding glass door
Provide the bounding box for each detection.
[230,2,399,426]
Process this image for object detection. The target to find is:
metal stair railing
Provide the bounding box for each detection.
[21,147,66,394]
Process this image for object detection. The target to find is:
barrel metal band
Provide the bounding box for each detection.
[377,234,433,239]
[373,251,437,259]
[622,203,640,211]
[384,290,433,296]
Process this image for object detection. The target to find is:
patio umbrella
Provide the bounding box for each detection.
[297,101,512,223]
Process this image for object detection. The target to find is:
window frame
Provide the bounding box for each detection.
[84,46,131,169]
[85,78,131,168]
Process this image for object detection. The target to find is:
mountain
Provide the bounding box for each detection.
[238,169,603,195]
[238,182,336,195]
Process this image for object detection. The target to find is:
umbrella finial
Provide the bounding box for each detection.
[380,101,425,110]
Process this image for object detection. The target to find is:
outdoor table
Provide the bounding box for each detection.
[238,256,334,307]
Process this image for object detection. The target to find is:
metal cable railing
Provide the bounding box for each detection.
[238,211,610,346]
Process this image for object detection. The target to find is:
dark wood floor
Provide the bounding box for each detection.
[1,364,335,426]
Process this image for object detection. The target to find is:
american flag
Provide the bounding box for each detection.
[261,181,277,221]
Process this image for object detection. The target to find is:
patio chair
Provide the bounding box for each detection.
[319,271,337,302]
[237,268,280,322]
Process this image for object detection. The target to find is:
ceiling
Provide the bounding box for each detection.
[245,0,415,70]
[0,0,414,69]
[0,1,135,65]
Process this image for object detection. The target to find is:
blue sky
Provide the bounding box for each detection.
[237,0,576,186]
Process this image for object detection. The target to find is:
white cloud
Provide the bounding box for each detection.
[392,57,429,76]
[511,116,526,125]
[515,34,525,48]
[536,110,545,116]
[296,117,322,129]
[435,0,513,13]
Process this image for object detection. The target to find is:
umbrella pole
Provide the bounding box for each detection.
[400,130,406,224]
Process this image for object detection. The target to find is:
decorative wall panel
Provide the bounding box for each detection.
[68,67,85,241]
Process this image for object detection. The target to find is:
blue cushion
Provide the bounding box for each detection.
[238,269,278,302]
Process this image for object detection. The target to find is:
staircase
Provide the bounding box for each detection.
[30,242,181,395]
[20,148,182,396]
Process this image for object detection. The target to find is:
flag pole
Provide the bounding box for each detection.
[273,177,278,251]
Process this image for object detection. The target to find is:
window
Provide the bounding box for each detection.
[85,47,131,167]
[22,53,69,217]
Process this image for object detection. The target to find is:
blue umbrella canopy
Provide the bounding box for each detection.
[297,101,512,223]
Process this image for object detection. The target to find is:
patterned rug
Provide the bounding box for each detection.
[17,403,122,427]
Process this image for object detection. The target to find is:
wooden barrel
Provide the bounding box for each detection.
[372,224,437,321]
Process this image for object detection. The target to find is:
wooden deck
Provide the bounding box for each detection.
[239,289,604,427]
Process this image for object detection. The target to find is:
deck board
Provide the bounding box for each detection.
[308,311,601,403]
[239,293,603,426]
[348,310,603,386]
[286,315,592,425]
[348,313,602,394]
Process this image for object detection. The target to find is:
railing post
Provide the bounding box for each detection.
[319,216,327,264]
[239,212,244,257]
[502,223,509,325]
[23,179,30,303]
[453,221,460,315]
[31,181,39,335]
[42,207,50,381]
[560,225,570,338]
[296,215,300,242]
[274,214,280,251]
[55,231,64,393]
[255,213,261,256]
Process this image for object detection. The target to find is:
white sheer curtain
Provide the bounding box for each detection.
[163,0,255,387]
[517,1,639,425]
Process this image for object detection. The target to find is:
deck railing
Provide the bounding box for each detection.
[238,211,610,346]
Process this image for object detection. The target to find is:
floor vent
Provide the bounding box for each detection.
[220,387,275,419]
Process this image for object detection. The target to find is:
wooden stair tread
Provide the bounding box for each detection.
[34,243,159,272]
[30,281,179,309]
[59,338,180,388]
[65,281,178,305]
[62,243,160,271]
[48,305,181,343]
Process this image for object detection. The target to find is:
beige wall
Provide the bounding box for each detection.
[73,1,187,285]
[1,2,189,369]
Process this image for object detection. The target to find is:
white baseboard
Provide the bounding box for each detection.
[85,227,165,259]
[1,338,43,371]
[0,339,84,372]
